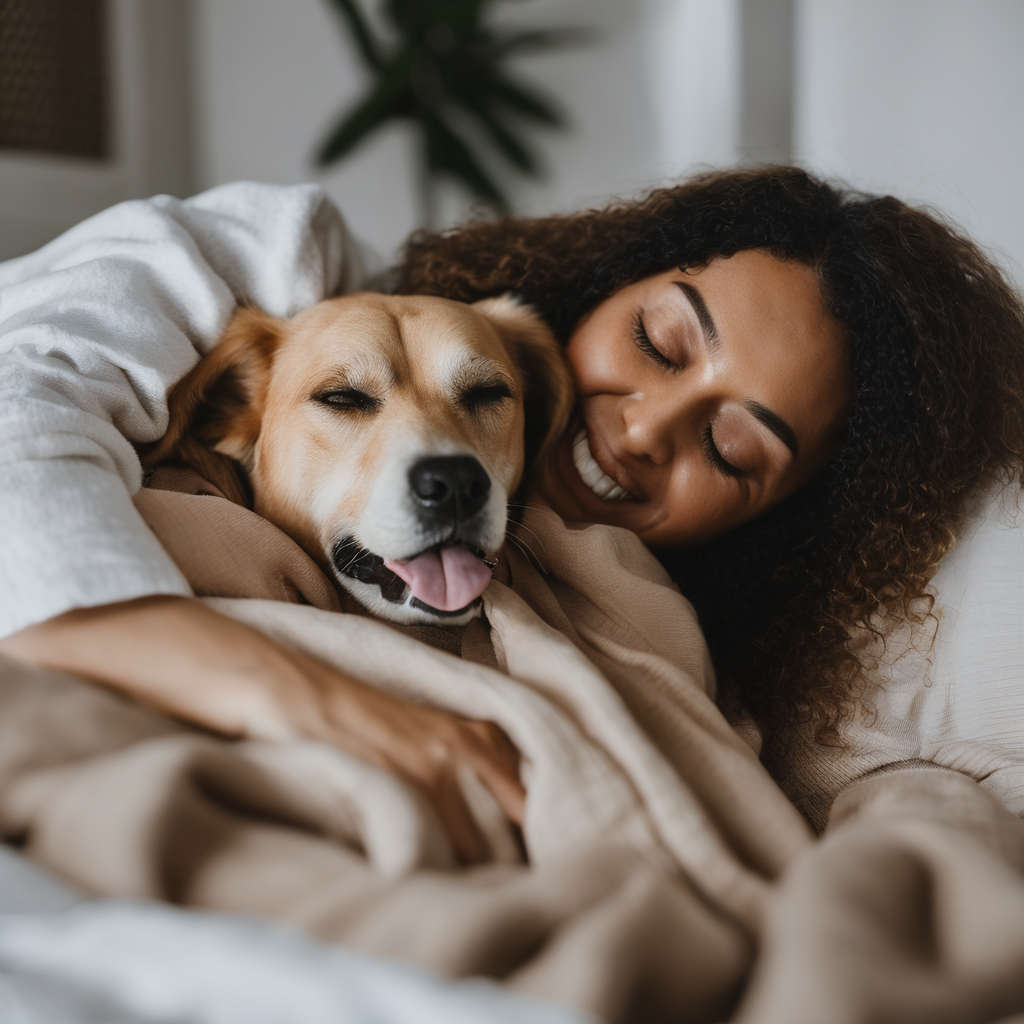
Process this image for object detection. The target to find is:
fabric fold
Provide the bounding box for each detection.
[5,474,1024,1023]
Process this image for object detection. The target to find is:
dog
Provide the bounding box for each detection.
[145,292,572,626]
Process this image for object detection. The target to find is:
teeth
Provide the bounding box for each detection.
[571,427,633,501]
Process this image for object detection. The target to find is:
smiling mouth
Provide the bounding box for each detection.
[332,539,496,617]
[571,426,635,501]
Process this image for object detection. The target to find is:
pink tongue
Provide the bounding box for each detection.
[383,546,493,612]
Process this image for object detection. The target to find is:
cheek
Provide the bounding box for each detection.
[253,411,369,542]
[566,323,627,396]
[641,465,747,548]
[492,406,527,492]
[457,405,526,494]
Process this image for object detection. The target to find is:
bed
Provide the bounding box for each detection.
[3,182,1024,1024]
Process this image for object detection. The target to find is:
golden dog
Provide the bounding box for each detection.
[146,292,571,625]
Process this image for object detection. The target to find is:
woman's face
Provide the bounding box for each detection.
[532,250,852,549]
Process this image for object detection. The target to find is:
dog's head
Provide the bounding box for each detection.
[146,293,571,625]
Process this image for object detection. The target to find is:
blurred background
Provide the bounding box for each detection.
[1,0,1022,286]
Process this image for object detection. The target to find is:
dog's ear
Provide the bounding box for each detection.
[142,307,281,505]
[472,295,573,471]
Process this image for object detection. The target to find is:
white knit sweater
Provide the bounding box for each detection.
[0,181,365,637]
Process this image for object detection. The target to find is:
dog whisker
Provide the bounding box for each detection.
[505,532,546,572]
[336,545,373,576]
[508,518,549,560]
[506,533,532,561]
[511,532,543,562]
[506,501,557,518]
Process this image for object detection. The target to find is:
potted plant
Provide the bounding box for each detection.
[317,0,590,224]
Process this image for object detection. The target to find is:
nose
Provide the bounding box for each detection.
[621,392,680,466]
[408,456,491,523]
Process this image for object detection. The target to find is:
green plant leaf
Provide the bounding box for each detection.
[489,75,564,126]
[463,99,538,173]
[492,26,599,57]
[420,108,509,210]
[316,49,416,165]
[316,0,595,219]
[388,0,485,36]
[326,0,385,71]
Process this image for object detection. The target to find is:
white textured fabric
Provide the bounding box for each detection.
[0,844,83,914]
[782,481,1024,827]
[0,182,362,637]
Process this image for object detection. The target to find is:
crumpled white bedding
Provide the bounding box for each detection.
[0,846,587,1024]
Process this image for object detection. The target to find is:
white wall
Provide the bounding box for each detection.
[192,0,729,260]
[795,0,1024,285]
[481,0,665,217]
[0,0,193,262]
[645,0,741,177]
[4,0,1023,284]
[194,0,414,260]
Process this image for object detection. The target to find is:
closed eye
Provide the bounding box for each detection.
[631,311,676,369]
[461,381,514,412]
[701,423,744,478]
[314,387,381,413]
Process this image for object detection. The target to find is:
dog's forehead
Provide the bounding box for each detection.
[283,294,514,383]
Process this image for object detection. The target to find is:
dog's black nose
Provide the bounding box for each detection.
[409,456,491,522]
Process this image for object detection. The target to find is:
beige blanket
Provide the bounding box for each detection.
[3,477,1024,1023]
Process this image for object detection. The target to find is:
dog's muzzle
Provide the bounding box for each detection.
[331,455,499,619]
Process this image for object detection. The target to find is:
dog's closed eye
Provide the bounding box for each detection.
[460,381,514,413]
[315,387,382,414]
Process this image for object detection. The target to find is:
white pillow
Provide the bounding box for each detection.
[783,481,1024,827]
[865,481,1024,814]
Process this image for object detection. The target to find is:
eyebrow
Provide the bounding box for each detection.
[745,400,799,458]
[674,281,720,351]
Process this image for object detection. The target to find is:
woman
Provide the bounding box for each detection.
[2,167,1022,849]
[397,166,1024,768]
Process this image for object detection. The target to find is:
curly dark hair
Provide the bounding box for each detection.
[395,166,1024,750]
